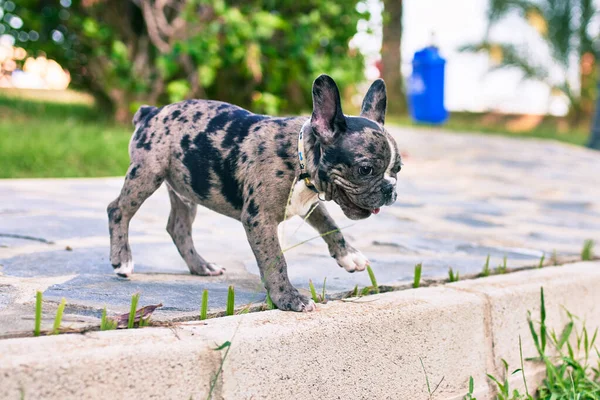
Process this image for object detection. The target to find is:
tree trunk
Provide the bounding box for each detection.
[381,0,407,115]
[588,62,600,150]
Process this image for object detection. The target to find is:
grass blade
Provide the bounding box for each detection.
[52,298,66,335]
[34,291,42,337]
[309,279,319,303]
[200,289,209,321]
[352,284,359,297]
[413,263,422,288]
[540,287,547,352]
[265,291,275,310]
[582,239,594,261]
[128,293,139,329]
[367,265,379,293]
[226,286,235,316]
[321,277,327,303]
[538,254,545,268]
[482,255,491,276]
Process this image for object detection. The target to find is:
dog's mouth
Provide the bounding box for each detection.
[335,187,380,219]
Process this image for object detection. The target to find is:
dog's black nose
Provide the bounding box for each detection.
[381,183,395,196]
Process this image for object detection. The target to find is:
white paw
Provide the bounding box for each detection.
[303,299,317,312]
[206,263,226,276]
[114,260,134,277]
[336,249,370,273]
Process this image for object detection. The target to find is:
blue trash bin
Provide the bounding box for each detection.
[408,46,448,124]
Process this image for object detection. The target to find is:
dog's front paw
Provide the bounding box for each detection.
[190,262,225,276]
[335,247,370,273]
[113,260,134,278]
[271,287,316,312]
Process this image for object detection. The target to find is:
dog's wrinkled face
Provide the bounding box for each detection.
[309,75,401,220]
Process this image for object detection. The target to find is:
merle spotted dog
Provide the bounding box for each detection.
[107,75,401,312]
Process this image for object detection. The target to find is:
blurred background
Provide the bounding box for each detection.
[1,0,600,178]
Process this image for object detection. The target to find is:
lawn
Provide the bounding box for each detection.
[0,90,592,178]
[0,91,132,178]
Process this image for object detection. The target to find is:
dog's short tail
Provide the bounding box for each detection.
[132,105,158,126]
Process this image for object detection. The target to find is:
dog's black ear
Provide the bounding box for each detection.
[310,74,346,145]
[360,79,387,125]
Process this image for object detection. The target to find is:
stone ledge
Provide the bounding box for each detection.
[1,262,599,400]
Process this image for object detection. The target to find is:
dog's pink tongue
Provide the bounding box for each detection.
[372,208,380,215]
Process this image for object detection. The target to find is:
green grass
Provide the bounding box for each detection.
[482,255,491,277]
[321,278,327,303]
[34,291,42,337]
[388,111,590,147]
[413,263,423,288]
[366,265,379,294]
[52,298,66,335]
[582,239,595,261]
[100,306,117,331]
[461,287,600,399]
[265,291,275,310]
[200,289,209,320]
[0,94,131,178]
[538,254,545,269]
[448,268,459,282]
[309,279,319,303]
[496,255,508,274]
[226,286,235,316]
[128,293,140,329]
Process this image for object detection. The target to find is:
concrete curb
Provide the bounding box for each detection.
[1,262,599,400]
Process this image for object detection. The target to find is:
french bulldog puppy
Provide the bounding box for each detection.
[107,74,401,312]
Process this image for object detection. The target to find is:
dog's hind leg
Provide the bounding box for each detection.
[107,163,164,277]
[166,186,225,276]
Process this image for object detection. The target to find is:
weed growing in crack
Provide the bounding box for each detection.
[127,293,140,329]
[413,263,423,288]
[496,255,508,274]
[309,279,319,304]
[448,268,459,282]
[34,291,42,337]
[582,239,595,261]
[101,306,117,331]
[461,287,600,399]
[200,289,209,321]
[226,286,235,316]
[482,255,491,277]
[52,298,66,335]
[265,292,275,310]
[367,265,379,293]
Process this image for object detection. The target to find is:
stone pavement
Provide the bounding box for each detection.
[1,126,600,337]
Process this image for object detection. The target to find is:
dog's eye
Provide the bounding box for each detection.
[358,166,373,176]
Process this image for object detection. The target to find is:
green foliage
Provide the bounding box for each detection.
[366,265,379,293]
[321,277,327,303]
[0,94,131,178]
[582,239,594,261]
[309,279,319,304]
[482,255,491,277]
[464,287,600,399]
[496,255,508,274]
[5,0,368,118]
[101,306,117,331]
[226,286,235,316]
[128,293,140,329]
[34,291,42,337]
[200,290,209,321]
[52,298,66,335]
[413,263,422,288]
[538,254,545,269]
[265,292,275,310]
[448,268,460,282]
[461,0,598,123]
